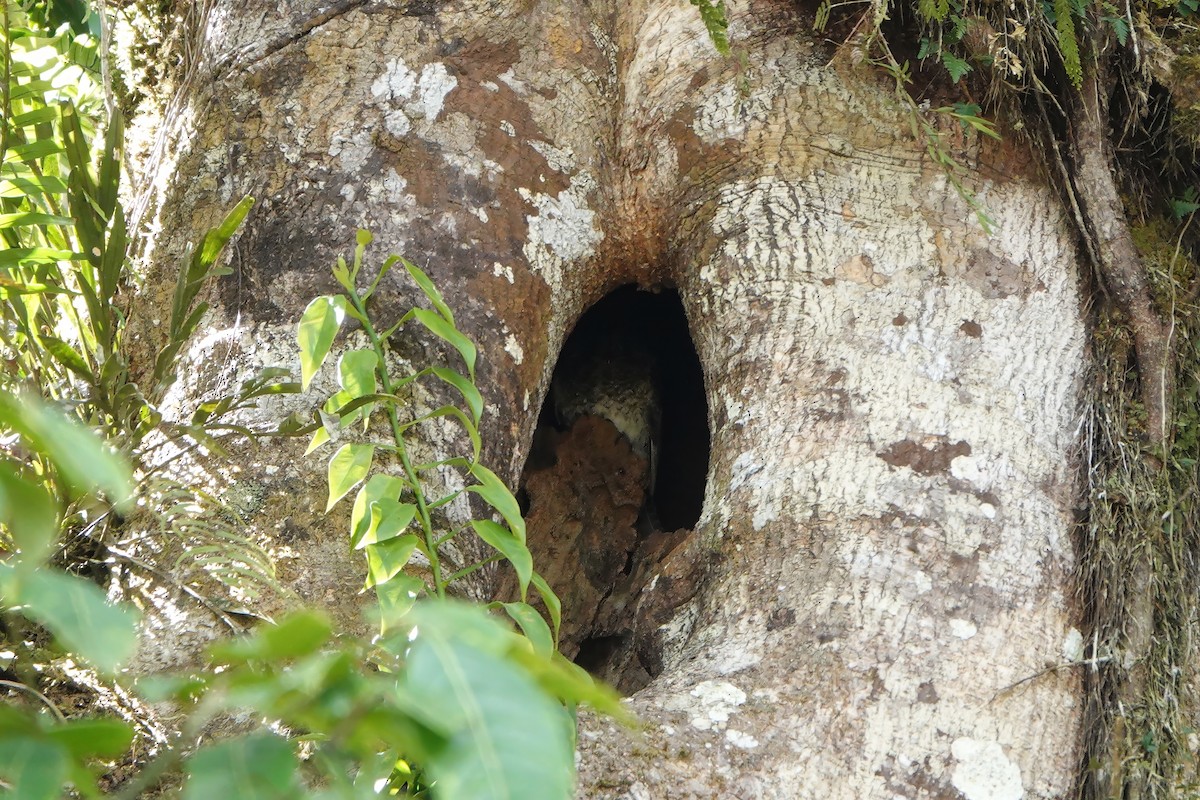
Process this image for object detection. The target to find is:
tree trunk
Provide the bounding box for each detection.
[130,1,1088,796]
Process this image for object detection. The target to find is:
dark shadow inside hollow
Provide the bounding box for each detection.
[513,285,710,695]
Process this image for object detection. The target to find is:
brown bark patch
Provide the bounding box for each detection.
[958,319,982,338]
[877,438,972,476]
[441,38,571,199]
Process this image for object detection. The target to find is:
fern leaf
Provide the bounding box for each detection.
[1053,0,1082,88]
[689,0,730,55]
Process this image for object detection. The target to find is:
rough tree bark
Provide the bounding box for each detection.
[129,1,1090,797]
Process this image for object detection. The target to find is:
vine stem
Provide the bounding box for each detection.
[347,288,446,599]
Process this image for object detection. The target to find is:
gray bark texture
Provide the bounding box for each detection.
[128,1,1089,797]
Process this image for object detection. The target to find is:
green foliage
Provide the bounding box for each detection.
[297,231,561,638]
[688,0,729,55]
[0,401,617,798]
[1051,0,1082,88]
[0,1,292,603]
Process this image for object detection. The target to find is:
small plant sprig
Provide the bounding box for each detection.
[298,230,561,642]
[0,397,623,800]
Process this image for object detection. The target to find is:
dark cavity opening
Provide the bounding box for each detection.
[513,285,710,695]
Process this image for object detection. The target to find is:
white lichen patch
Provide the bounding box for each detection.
[949,618,978,640]
[726,729,760,749]
[665,680,747,732]
[1061,627,1084,662]
[519,172,602,293]
[951,738,1023,800]
[528,140,577,173]
[504,333,524,365]
[368,58,457,145]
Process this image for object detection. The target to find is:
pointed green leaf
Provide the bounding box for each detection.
[412,307,477,379]
[326,443,374,511]
[10,107,60,127]
[356,499,417,548]
[16,569,139,674]
[0,247,84,267]
[400,604,574,800]
[501,602,554,658]
[431,366,483,425]
[349,473,408,547]
[531,572,562,642]
[0,394,132,507]
[196,195,254,271]
[4,139,63,163]
[298,295,347,391]
[184,732,302,800]
[0,466,56,565]
[0,737,68,800]
[375,573,425,631]
[471,520,532,597]
[39,334,92,380]
[0,211,73,228]
[403,258,455,323]
[467,464,526,544]
[365,535,420,588]
[99,205,127,302]
[338,349,378,398]
[305,425,330,454]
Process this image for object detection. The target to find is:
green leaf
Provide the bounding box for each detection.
[0,736,68,800]
[412,307,477,380]
[365,535,420,588]
[10,107,60,127]
[46,719,134,759]
[0,394,132,507]
[400,604,575,800]
[0,211,73,228]
[15,569,139,674]
[305,424,331,454]
[210,611,331,664]
[0,466,57,565]
[326,443,374,511]
[98,108,124,219]
[432,366,483,425]
[298,295,347,391]
[1171,198,1200,219]
[467,464,526,544]
[917,0,951,20]
[350,474,415,548]
[351,475,405,522]
[0,246,84,267]
[1053,0,1082,88]
[375,573,426,631]
[39,334,93,380]
[166,196,253,344]
[338,349,378,398]
[403,258,456,323]
[196,196,254,275]
[3,138,63,163]
[184,732,303,800]
[99,204,127,303]
[0,172,68,198]
[471,520,533,598]
[688,0,730,55]
[531,572,562,642]
[501,602,554,658]
[356,499,417,549]
[940,52,972,83]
